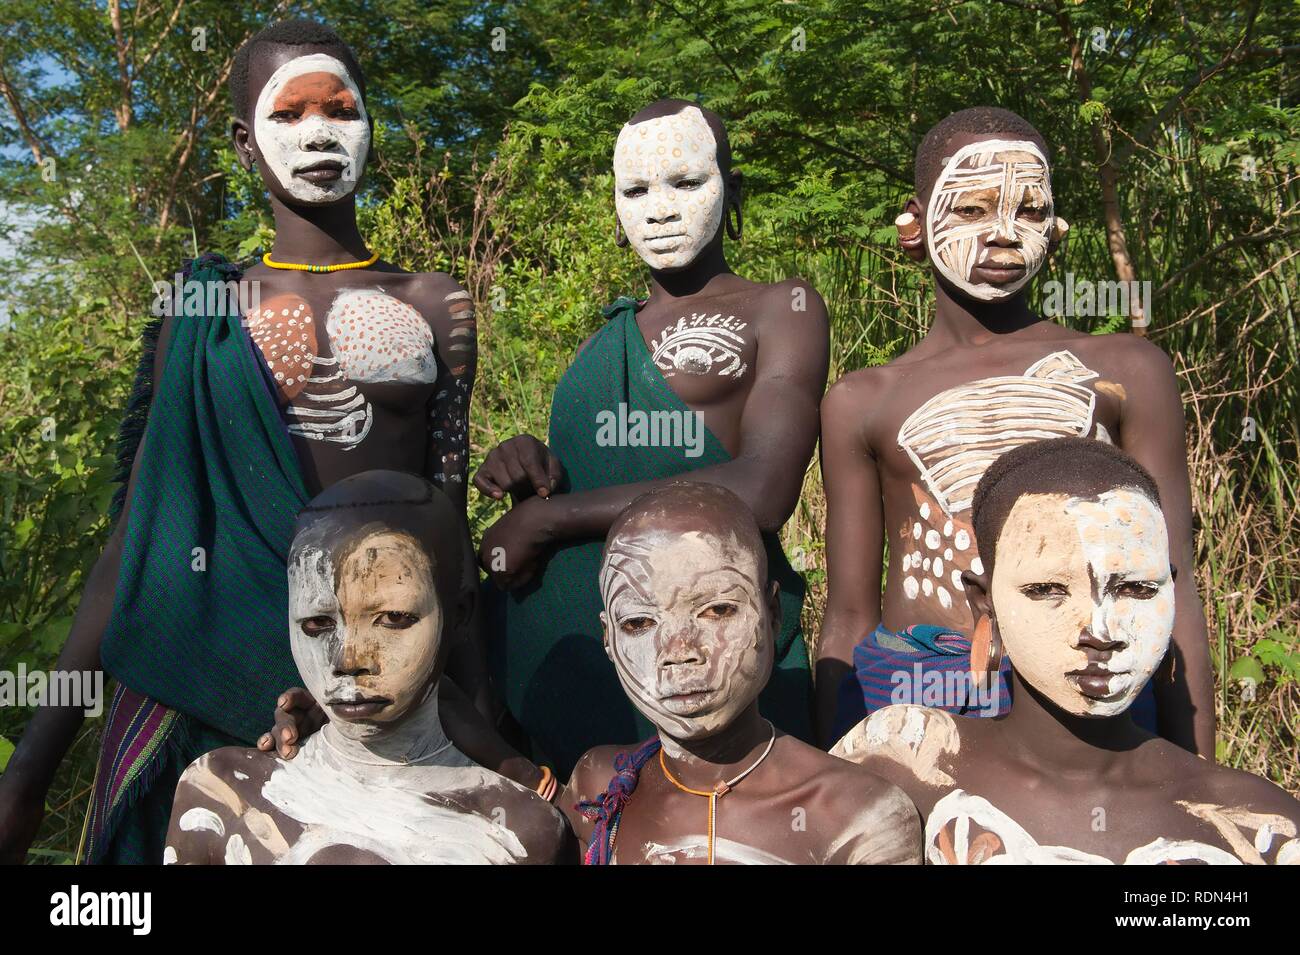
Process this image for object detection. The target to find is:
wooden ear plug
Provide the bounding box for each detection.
[896,212,927,261]
[1050,216,1070,244]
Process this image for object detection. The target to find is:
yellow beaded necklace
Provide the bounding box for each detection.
[261,250,379,273]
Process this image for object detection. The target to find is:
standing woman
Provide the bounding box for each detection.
[0,19,479,864]
[476,98,830,776]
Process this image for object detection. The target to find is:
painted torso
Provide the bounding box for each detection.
[848,326,1134,634]
[571,737,921,865]
[239,264,474,495]
[628,278,803,456]
[833,705,1300,865]
[165,731,566,865]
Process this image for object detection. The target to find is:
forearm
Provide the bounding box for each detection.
[4,539,119,796]
[815,605,878,746]
[1156,580,1217,757]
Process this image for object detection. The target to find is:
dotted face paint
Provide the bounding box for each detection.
[925,139,1053,301]
[990,490,1173,717]
[895,351,1110,617]
[613,108,725,271]
[252,53,370,205]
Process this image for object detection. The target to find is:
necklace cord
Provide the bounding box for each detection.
[658,720,777,864]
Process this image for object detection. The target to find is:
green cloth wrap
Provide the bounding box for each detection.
[100,257,310,745]
[488,297,812,776]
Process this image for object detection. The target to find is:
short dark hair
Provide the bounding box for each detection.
[970,437,1162,574]
[230,18,366,120]
[291,470,463,610]
[626,98,733,178]
[914,106,1049,202]
[606,481,766,580]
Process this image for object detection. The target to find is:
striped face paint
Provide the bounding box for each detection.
[990,490,1173,716]
[925,139,1053,301]
[253,53,370,205]
[599,529,772,740]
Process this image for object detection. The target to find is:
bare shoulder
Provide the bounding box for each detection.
[177,746,275,802]
[783,738,921,864]
[748,275,828,333]
[824,364,895,417]
[831,705,968,794]
[1081,331,1177,382]
[387,270,471,323]
[562,744,628,847]
[1182,756,1300,825]
[567,744,625,800]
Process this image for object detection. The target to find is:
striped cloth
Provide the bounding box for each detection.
[833,622,1160,743]
[485,297,812,778]
[832,624,1013,742]
[79,685,235,864]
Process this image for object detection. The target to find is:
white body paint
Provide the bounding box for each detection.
[830,705,959,787]
[925,139,1053,301]
[259,725,530,865]
[649,313,749,378]
[896,351,1108,611]
[639,836,793,865]
[253,54,370,205]
[898,351,1102,518]
[614,108,725,271]
[178,807,224,837]
[927,789,1267,865]
[252,289,437,451]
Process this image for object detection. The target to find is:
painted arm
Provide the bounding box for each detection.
[815,374,886,746]
[1116,337,1215,756]
[423,281,492,716]
[478,285,830,589]
[0,314,176,864]
[164,759,233,865]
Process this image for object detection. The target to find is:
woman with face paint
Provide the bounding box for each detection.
[0,19,484,866]
[818,107,1214,759]
[564,483,919,865]
[833,439,1300,864]
[472,99,830,777]
[164,471,570,865]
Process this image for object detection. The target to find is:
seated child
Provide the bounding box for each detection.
[566,482,921,864]
[164,470,571,864]
[832,439,1300,864]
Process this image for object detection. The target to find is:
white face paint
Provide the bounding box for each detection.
[252,53,370,205]
[288,529,444,739]
[599,527,772,740]
[991,490,1174,716]
[925,139,1053,301]
[613,108,726,271]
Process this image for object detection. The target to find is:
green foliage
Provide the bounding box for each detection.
[1,0,1297,859]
